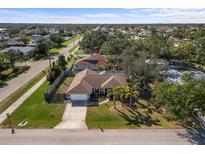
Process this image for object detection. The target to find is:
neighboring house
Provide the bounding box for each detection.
[74,53,107,71]
[6,37,24,47]
[0,46,35,58]
[30,34,49,46]
[31,34,42,43]
[66,69,127,101]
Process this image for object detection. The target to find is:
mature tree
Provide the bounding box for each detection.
[66,31,73,37]
[8,27,21,37]
[50,33,64,48]
[113,86,139,109]
[35,39,52,56]
[38,28,49,36]
[3,49,23,70]
[194,36,205,65]
[171,42,196,65]
[121,40,163,83]
[144,34,171,59]
[152,80,205,124]
[173,27,186,39]
[58,55,67,70]
[100,33,131,69]
[20,34,31,45]
[47,62,62,84]
[0,54,8,79]
[80,29,108,52]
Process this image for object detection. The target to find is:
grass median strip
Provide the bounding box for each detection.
[0,80,65,128]
[62,34,80,46]
[49,35,80,54]
[0,70,47,114]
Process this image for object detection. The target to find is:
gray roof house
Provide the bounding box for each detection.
[0,46,35,57]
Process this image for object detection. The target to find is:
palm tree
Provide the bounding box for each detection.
[120,92,125,107]
[113,90,120,109]
[4,49,23,71]
[0,54,8,80]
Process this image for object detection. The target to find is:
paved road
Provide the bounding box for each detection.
[55,103,87,129]
[0,38,81,103]
[0,77,47,124]
[0,129,204,145]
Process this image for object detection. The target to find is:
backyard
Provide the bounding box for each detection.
[86,100,181,129]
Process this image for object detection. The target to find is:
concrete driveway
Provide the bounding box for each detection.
[55,102,87,129]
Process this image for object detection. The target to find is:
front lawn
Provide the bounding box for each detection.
[0,70,47,114]
[86,100,181,129]
[0,81,65,128]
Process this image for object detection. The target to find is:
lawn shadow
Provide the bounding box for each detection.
[0,82,8,88]
[115,106,161,127]
[115,107,140,127]
[137,101,153,114]
[177,128,205,145]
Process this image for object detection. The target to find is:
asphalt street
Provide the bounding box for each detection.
[0,129,204,145]
[0,38,80,103]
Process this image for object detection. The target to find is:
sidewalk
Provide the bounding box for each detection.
[0,76,47,124]
[55,103,87,129]
[0,38,80,103]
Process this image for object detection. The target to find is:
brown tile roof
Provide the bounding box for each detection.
[67,69,127,94]
[101,75,127,89]
[74,53,107,66]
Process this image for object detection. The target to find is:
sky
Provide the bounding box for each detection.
[0,8,205,24]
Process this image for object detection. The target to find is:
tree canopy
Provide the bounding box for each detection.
[49,33,64,48]
[35,39,52,56]
[80,29,108,52]
[3,49,23,70]
[152,80,205,123]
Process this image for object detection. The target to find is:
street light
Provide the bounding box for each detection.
[6,113,15,134]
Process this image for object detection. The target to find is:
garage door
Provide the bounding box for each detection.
[70,94,88,100]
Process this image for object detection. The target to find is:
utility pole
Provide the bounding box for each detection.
[6,113,15,134]
[49,56,55,71]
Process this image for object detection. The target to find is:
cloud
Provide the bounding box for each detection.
[150,9,205,20]
[0,8,205,23]
[83,13,120,18]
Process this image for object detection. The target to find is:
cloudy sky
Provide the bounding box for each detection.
[0,8,205,23]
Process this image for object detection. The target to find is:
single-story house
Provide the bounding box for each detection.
[0,46,35,58]
[66,69,127,101]
[74,53,107,71]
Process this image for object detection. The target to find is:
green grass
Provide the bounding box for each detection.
[49,47,63,54]
[49,35,80,55]
[0,70,47,114]
[62,35,80,46]
[86,100,181,129]
[0,81,65,129]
